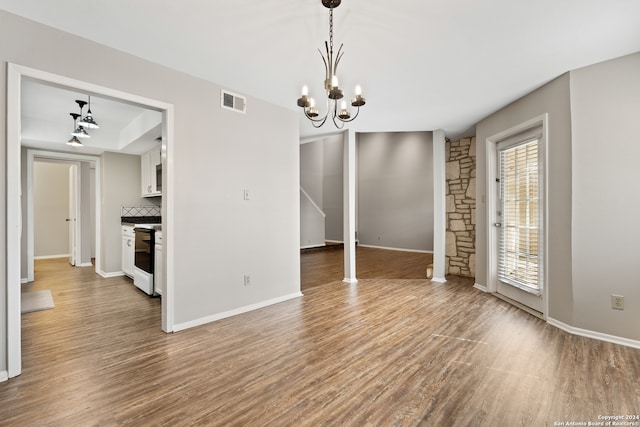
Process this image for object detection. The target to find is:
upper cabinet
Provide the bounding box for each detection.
[141,145,162,197]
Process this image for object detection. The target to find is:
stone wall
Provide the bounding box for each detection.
[446,137,476,277]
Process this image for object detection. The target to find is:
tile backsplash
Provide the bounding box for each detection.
[121,206,161,217]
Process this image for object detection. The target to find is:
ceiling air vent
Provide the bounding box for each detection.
[221,90,246,114]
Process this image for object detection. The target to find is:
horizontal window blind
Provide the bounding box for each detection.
[498,139,541,292]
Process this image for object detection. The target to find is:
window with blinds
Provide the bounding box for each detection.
[498,139,542,293]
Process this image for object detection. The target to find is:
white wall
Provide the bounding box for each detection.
[570,52,640,341]
[1,9,301,376]
[33,162,69,257]
[357,131,434,251]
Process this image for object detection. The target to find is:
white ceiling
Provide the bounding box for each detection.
[21,79,162,155]
[2,0,640,141]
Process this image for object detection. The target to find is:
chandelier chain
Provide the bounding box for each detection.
[329,7,334,58]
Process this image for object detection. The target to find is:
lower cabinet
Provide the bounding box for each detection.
[122,225,135,278]
[154,231,163,295]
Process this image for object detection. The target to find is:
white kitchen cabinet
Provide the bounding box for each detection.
[154,231,163,296]
[122,225,135,278]
[141,145,162,197]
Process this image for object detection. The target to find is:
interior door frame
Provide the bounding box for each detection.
[27,154,97,283]
[7,63,176,379]
[68,163,78,266]
[485,113,549,318]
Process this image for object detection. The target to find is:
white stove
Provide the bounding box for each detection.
[133,224,161,295]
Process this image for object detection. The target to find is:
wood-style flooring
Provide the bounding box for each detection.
[2,248,639,426]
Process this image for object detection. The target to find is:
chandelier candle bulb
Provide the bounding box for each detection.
[297,91,311,108]
[338,101,351,119]
[307,98,319,117]
[302,85,309,96]
[352,93,366,107]
[355,85,362,96]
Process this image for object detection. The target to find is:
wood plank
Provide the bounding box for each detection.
[1,254,639,425]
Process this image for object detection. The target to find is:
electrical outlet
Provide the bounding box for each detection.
[243,189,250,200]
[611,295,624,310]
[244,274,251,286]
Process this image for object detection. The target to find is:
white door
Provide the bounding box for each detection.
[494,129,544,314]
[68,164,78,266]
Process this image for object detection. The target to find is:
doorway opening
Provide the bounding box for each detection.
[7,63,175,379]
[26,153,98,283]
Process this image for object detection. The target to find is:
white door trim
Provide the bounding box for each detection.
[7,63,176,379]
[68,163,79,267]
[485,114,549,318]
[26,152,100,282]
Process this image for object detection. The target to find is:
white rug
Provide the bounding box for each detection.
[21,290,55,314]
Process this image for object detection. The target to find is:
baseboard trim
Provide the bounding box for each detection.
[300,244,325,249]
[21,278,29,284]
[547,317,640,350]
[173,292,304,332]
[0,370,8,383]
[493,293,544,319]
[431,277,447,283]
[98,270,125,278]
[78,262,93,267]
[473,283,489,292]
[343,278,358,284]
[357,244,433,254]
[34,254,69,260]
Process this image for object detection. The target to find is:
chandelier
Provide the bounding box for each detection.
[296,0,366,128]
[66,96,99,147]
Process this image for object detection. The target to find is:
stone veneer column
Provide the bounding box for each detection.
[445,137,476,277]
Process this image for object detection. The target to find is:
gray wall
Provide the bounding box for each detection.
[476,73,574,325]
[0,18,6,373]
[33,162,69,257]
[300,188,325,248]
[322,134,344,241]
[300,141,323,208]
[477,53,640,343]
[476,74,573,324]
[570,52,640,341]
[299,134,344,246]
[100,152,152,273]
[300,141,325,248]
[1,9,300,375]
[357,131,434,251]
